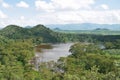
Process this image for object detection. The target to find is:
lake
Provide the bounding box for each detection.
[35,43,73,63]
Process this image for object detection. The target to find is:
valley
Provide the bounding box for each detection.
[0,24,119,80]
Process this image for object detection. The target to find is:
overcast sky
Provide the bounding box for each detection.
[0,0,120,28]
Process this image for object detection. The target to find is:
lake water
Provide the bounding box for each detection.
[35,43,73,62]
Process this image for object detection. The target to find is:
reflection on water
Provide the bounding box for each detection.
[35,43,73,62]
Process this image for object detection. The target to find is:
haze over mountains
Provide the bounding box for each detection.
[0,23,120,31]
[1,24,120,43]
[46,23,120,30]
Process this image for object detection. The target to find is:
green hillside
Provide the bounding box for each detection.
[0,24,59,43]
[0,24,120,43]
[54,29,120,35]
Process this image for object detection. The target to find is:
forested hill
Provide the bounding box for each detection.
[0,24,59,43]
[0,24,120,44]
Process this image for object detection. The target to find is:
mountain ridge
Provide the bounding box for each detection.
[46,23,120,30]
[0,24,58,43]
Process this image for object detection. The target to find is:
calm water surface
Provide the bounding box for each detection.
[35,43,73,62]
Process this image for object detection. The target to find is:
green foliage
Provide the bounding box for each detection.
[55,29,120,35]
[0,24,119,80]
[104,40,120,49]
[37,42,120,80]
[0,24,58,43]
[1,24,120,44]
[0,39,40,80]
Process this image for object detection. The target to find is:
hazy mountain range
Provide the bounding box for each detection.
[0,23,120,31]
[46,23,120,30]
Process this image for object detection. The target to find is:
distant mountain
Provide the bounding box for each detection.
[46,23,120,30]
[25,26,32,28]
[53,28,61,31]
[94,28,110,31]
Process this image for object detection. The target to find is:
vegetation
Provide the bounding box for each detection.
[0,38,41,80]
[54,29,120,35]
[0,24,120,80]
[1,24,120,44]
[36,42,120,80]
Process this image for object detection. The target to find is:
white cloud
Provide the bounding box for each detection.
[0,0,11,8]
[35,10,120,24]
[101,4,109,10]
[35,0,95,12]
[0,10,7,18]
[20,16,25,20]
[2,2,11,8]
[0,0,120,27]
[16,1,29,8]
[34,0,119,24]
[35,0,54,12]
[53,0,94,10]
[1,10,120,28]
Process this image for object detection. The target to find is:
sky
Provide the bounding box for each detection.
[0,0,120,28]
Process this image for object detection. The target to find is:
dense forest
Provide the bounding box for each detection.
[54,29,120,35]
[0,24,120,80]
[0,24,120,43]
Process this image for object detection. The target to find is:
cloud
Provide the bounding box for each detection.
[2,2,11,8]
[0,0,11,8]
[34,0,119,24]
[35,10,120,24]
[53,0,94,10]
[35,0,95,12]
[101,4,109,10]
[0,0,120,28]
[35,0,54,12]
[1,10,120,28]
[20,16,25,20]
[0,15,40,28]
[65,10,120,24]
[0,10,7,18]
[16,1,29,8]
